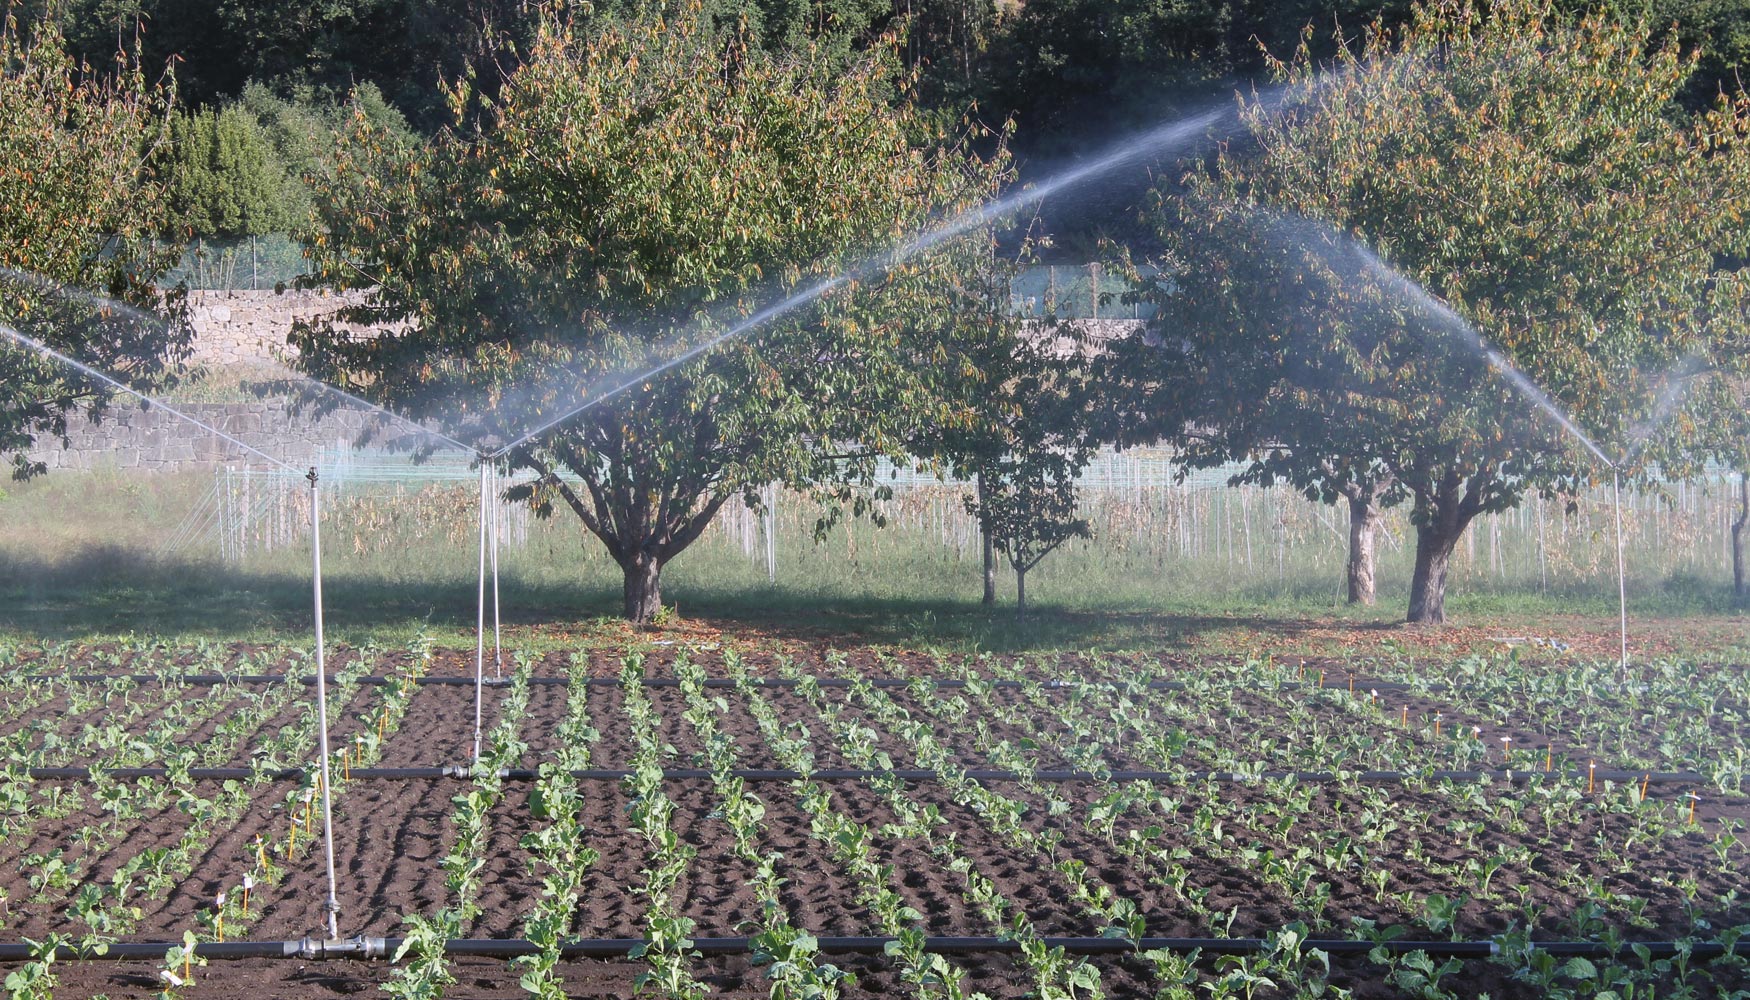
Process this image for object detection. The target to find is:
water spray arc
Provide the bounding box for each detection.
[0,322,351,939]
[8,270,511,772]
[1339,228,1629,670]
[1378,264,1629,672]
[486,102,1244,460]
[0,325,298,475]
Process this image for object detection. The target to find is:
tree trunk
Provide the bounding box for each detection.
[1406,522,1464,624]
[1346,495,1383,606]
[622,549,663,624]
[978,473,996,605]
[1015,564,1027,621]
[1734,471,1748,599]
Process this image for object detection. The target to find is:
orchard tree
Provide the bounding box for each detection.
[905,235,1097,608]
[964,427,1093,619]
[1707,378,1750,597]
[294,8,1014,622]
[1106,0,1750,623]
[0,20,190,480]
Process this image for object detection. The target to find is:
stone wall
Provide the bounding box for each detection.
[185,288,367,369]
[24,295,1146,473]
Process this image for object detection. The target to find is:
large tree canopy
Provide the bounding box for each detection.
[1105,0,1750,623]
[293,8,1014,621]
[0,19,191,480]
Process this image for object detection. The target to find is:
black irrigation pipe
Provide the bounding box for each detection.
[33,673,1430,692]
[0,935,1742,963]
[24,765,1714,786]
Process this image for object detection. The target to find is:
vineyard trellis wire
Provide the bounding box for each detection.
[179,445,1745,596]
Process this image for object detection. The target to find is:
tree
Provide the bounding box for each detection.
[293,8,1013,621]
[964,424,1093,619]
[901,231,1097,609]
[0,19,191,480]
[1105,0,1750,623]
[161,103,293,237]
[1703,378,1750,598]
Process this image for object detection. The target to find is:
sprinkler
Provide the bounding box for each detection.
[490,463,503,680]
[473,464,488,764]
[482,97,1256,462]
[1611,466,1628,676]
[306,468,342,942]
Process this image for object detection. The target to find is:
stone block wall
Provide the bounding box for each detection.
[185,288,372,369]
[23,294,1144,473]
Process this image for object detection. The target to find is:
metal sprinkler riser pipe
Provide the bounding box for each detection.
[306,467,343,942]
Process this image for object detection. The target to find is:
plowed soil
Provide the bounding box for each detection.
[5,646,1748,999]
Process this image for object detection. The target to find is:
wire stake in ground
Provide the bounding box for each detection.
[308,468,342,941]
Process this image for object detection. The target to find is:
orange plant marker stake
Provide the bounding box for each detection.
[1588,760,1596,795]
[1545,747,1553,773]
[1689,794,1699,825]
[1640,774,1651,801]
[1401,706,1409,728]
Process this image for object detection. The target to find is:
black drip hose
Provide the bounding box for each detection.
[36,673,1427,692]
[22,765,1711,785]
[0,935,1739,963]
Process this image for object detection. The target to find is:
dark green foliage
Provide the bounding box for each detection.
[162,104,291,237]
[292,8,1018,621]
[1104,0,1750,622]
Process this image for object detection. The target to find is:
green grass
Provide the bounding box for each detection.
[2,467,1744,657]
